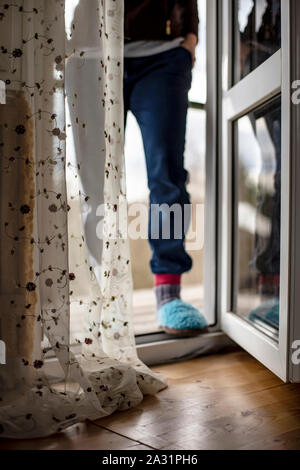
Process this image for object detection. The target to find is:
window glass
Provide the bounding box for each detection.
[234,0,281,82]
[234,97,281,339]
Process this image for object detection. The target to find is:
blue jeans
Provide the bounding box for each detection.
[124,46,193,275]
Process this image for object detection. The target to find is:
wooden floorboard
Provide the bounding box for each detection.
[1,350,300,450]
[0,421,153,451]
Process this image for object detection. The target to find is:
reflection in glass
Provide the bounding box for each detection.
[235,97,281,339]
[234,0,281,82]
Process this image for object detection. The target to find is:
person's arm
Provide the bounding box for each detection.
[181,0,199,65]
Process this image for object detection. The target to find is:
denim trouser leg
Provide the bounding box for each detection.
[124,47,193,275]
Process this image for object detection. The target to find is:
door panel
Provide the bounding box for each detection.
[220,0,291,381]
[233,0,281,83]
[234,96,281,340]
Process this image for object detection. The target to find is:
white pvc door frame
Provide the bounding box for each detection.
[219,0,292,381]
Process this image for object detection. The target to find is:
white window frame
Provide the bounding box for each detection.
[219,0,292,381]
[44,0,227,370]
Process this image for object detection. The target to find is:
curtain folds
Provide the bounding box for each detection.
[0,0,166,439]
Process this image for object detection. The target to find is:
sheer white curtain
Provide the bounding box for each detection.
[0,0,166,439]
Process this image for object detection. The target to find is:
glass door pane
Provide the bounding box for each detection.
[233,0,281,83]
[234,96,281,340]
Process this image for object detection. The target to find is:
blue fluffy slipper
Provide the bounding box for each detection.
[158,299,209,336]
[248,299,279,330]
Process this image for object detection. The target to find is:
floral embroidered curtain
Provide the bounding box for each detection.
[0,0,166,439]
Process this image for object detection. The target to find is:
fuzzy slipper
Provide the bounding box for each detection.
[158,299,209,336]
[248,299,279,329]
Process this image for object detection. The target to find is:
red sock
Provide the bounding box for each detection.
[259,274,280,287]
[154,274,181,287]
[259,274,280,297]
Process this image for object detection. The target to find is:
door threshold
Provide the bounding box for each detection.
[137,331,235,366]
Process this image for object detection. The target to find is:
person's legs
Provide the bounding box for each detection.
[126,47,193,276]
[124,48,208,334]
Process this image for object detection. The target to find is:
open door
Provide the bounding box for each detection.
[219,0,300,381]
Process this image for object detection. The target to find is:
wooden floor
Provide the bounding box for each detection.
[1,349,300,450]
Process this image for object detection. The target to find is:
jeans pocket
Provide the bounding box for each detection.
[179,45,193,65]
